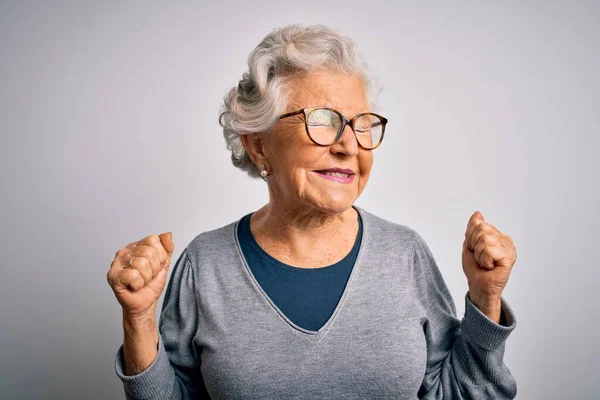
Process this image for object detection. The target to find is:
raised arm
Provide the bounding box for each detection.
[413,232,518,399]
[108,234,206,399]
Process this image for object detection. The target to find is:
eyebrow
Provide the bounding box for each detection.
[282,106,372,116]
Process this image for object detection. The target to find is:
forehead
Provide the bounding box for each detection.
[286,71,370,115]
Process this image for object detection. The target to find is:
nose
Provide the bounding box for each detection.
[330,123,359,157]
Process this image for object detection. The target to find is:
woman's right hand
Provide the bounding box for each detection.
[107,232,175,320]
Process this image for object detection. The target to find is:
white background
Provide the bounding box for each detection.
[1,1,598,399]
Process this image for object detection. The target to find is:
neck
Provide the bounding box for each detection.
[255,202,357,231]
[250,198,359,264]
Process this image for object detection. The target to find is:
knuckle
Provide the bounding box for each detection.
[133,262,148,274]
[110,259,122,272]
[140,260,153,274]
[144,234,160,245]
[126,268,141,281]
[138,262,152,275]
[477,222,489,233]
[128,271,143,285]
[481,245,491,255]
[115,248,125,258]
[480,234,492,245]
[149,247,160,261]
[108,269,119,285]
[140,246,155,259]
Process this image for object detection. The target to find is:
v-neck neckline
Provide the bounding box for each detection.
[232,205,368,342]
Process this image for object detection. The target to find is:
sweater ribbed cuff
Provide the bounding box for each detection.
[461,293,517,351]
[114,334,174,398]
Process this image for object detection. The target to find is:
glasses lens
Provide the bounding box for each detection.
[354,114,384,149]
[306,108,342,145]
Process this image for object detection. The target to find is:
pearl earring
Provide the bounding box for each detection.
[259,165,269,178]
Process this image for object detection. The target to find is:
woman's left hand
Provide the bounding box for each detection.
[462,211,517,322]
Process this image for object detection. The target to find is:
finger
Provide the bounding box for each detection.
[471,224,499,256]
[138,234,169,266]
[473,210,484,220]
[114,248,127,262]
[474,244,496,269]
[125,241,139,249]
[159,232,174,255]
[474,244,511,270]
[133,244,163,275]
[145,265,169,295]
[110,249,135,277]
[128,255,154,285]
[488,244,517,268]
[163,253,172,272]
[118,268,145,291]
[465,211,485,251]
[468,210,485,227]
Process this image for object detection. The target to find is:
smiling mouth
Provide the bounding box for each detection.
[318,171,352,178]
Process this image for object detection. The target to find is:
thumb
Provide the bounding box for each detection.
[462,239,476,263]
[159,232,175,255]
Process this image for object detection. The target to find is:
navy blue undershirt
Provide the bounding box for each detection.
[237,212,362,331]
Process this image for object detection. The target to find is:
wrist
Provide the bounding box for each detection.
[122,306,157,328]
[468,290,502,323]
[122,316,159,376]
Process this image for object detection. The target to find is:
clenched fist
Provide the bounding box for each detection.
[107,232,175,319]
[462,211,517,323]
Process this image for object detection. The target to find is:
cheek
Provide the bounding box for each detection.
[268,134,303,171]
[359,152,374,178]
[271,142,324,185]
[285,144,327,174]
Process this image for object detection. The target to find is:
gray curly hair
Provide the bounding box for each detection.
[218,24,379,179]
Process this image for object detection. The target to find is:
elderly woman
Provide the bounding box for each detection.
[107,24,518,399]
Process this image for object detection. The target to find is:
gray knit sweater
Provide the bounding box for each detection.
[114,206,517,399]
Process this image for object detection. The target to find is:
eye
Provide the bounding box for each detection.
[355,125,371,133]
[355,121,372,133]
[307,109,339,128]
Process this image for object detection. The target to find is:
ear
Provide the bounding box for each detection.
[240,133,267,165]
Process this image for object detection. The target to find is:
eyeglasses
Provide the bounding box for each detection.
[278,107,388,150]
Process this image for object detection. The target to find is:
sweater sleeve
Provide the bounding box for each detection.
[114,249,208,399]
[412,232,518,399]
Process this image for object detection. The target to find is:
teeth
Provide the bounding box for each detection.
[322,171,350,178]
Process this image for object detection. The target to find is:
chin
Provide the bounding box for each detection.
[299,176,361,214]
[310,195,356,215]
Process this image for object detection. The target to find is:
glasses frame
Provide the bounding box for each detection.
[278,107,388,150]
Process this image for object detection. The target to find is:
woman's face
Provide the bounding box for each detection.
[261,71,374,215]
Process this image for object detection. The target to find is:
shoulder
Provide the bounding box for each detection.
[357,207,441,302]
[357,206,422,249]
[189,220,237,247]
[183,218,240,266]
[356,206,438,272]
